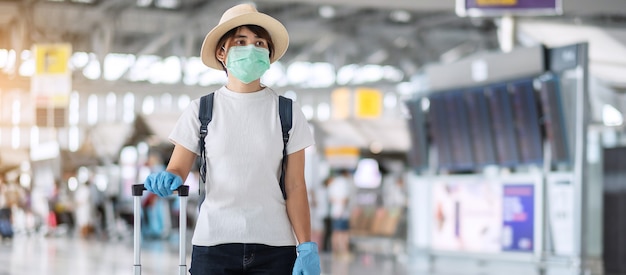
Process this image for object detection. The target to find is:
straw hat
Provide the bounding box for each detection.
[200,4,289,70]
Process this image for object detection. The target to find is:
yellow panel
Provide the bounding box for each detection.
[34,43,72,75]
[355,87,382,119]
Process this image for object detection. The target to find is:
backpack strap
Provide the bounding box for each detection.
[278,96,293,200]
[198,93,214,200]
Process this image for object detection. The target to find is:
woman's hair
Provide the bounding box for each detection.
[216,25,274,71]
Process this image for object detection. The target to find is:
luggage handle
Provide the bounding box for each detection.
[132,185,190,197]
[132,184,189,275]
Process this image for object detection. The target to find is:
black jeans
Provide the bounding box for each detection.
[189,243,296,275]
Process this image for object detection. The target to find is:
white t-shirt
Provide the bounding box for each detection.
[169,86,314,247]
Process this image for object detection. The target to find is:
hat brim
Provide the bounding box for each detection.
[201,13,289,70]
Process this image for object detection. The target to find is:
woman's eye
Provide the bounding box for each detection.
[255,41,266,47]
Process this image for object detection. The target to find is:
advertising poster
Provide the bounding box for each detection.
[431,178,502,253]
[501,184,535,252]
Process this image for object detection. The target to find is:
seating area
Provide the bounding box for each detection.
[349,206,407,258]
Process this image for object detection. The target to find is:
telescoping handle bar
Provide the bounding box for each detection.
[132,184,189,275]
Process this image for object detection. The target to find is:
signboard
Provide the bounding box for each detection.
[331,88,352,120]
[431,178,503,252]
[501,184,535,252]
[430,175,539,254]
[354,88,382,119]
[456,0,562,17]
[34,44,71,74]
[31,43,72,108]
[324,146,360,169]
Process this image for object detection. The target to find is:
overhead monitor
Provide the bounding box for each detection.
[463,88,497,167]
[405,98,429,171]
[445,91,475,171]
[427,93,454,171]
[456,0,563,17]
[508,78,543,165]
[538,74,570,164]
[428,91,477,172]
[485,84,520,167]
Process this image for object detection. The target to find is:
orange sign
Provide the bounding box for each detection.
[476,0,517,5]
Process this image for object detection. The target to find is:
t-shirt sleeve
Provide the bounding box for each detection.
[286,100,315,155]
[168,99,201,155]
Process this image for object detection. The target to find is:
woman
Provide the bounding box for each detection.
[144,4,321,275]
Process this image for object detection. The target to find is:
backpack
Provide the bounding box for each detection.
[197,92,293,203]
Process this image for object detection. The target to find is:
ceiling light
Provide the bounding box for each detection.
[319,6,336,19]
[390,10,411,23]
[136,0,152,7]
[155,0,179,9]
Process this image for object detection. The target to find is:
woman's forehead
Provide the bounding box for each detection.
[233,26,261,38]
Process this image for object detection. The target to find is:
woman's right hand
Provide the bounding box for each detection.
[144,171,183,197]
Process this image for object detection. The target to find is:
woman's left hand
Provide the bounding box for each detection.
[292,242,321,275]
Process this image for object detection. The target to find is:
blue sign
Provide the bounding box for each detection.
[457,0,562,17]
[501,184,534,252]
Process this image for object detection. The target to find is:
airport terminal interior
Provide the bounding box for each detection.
[1,0,626,274]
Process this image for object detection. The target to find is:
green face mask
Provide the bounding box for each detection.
[225,45,270,84]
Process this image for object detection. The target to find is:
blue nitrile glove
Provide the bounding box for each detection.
[144,171,183,197]
[292,242,321,275]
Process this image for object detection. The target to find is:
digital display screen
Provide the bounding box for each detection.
[445,91,475,171]
[508,79,543,164]
[428,93,454,171]
[485,84,520,167]
[463,88,497,167]
[538,74,570,164]
[425,75,570,172]
[405,98,429,170]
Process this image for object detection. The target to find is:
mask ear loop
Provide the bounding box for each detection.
[219,46,228,74]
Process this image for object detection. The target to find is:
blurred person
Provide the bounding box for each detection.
[327,169,353,260]
[0,179,14,239]
[382,174,407,209]
[52,180,75,235]
[87,177,106,237]
[141,192,169,239]
[321,177,333,252]
[3,179,26,211]
[74,180,94,238]
[142,151,173,239]
[309,177,329,252]
[382,174,408,240]
[3,179,26,235]
[30,185,50,235]
[143,4,320,275]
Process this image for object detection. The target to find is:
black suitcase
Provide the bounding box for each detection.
[132,184,189,275]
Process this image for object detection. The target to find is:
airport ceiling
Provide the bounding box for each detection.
[0,0,625,166]
[1,0,625,83]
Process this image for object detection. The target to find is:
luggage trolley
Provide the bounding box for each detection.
[132,184,189,275]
